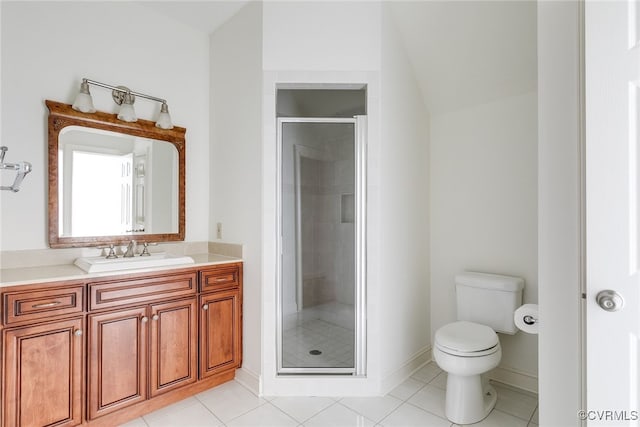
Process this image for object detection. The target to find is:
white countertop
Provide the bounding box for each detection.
[0,253,242,288]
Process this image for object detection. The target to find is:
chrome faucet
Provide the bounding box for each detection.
[123,240,136,258]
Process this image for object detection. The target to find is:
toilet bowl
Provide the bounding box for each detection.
[433,321,502,424]
[433,272,524,425]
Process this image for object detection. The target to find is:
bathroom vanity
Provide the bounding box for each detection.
[0,258,243,427]
[0,99,245,426]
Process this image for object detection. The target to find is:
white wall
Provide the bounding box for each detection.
[262,1,381,72]
[430,92,538,389]
[379,6,431,391]
[0,2,210,251]
[209,2,264,382]
[261,0,385,395]
[537,2,583,424]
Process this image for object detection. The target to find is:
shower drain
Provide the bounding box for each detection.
[309,349,322,355]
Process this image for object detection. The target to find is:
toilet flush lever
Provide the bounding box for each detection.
[596,290,624,312]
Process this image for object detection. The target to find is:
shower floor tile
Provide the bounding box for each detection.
[282,318,355,369]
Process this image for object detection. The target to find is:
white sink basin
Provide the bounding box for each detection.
[74,253,195,273]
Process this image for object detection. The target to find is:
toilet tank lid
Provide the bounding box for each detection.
[455,272,524,292]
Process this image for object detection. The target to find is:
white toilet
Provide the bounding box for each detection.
[433,272,524,425]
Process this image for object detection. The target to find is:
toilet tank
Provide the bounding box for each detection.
[455,272,524,334]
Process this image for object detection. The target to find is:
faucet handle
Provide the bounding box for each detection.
[140,242,157,257]
[97,244,118,259]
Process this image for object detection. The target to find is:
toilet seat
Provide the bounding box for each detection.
[435,321,499,357]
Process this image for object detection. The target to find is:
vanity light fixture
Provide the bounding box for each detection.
[71,78,174,129]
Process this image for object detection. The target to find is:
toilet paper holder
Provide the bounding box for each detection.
[522,314,537,325]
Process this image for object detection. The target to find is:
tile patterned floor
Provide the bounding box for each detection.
[282,302,355,370]
[282,318,355,369]
[120,362,539,427]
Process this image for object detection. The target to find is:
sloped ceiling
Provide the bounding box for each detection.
[388,1,537,114]
[143,1,537,115]
[140,1,248,35]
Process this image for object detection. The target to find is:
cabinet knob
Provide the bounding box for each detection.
[152,314,159,321]
[74,329,83,336]
[141,316,149,323]
[202,304,209,311]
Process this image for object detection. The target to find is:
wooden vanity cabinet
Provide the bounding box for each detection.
[1,261,243,427]
[199,264,242,379]
[86,272,198,419]
[87,306,148,419]
[3,317,84,427]
[1,281,86,427]
[148,298,198,397]
[200,289,242,378]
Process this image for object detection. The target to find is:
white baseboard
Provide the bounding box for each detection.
[235,367,260,395]
[489,366,538,395]
[380,346,432,395]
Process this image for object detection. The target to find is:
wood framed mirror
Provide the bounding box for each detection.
[46,100,186,248]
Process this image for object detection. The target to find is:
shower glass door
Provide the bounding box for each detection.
[277,117,366,375]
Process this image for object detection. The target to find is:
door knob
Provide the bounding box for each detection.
[596,290,624,312]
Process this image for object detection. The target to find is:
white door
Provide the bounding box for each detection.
[586,0,640,424]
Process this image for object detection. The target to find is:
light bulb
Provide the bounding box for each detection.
[117,92,137,122]
[155,102,173,129]
[71,80,96,113]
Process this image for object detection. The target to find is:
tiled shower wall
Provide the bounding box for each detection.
[299,125,355,309]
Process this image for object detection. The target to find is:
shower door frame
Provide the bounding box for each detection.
[276,116,367,375]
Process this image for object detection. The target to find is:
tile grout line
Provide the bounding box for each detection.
[258,400,300,425]
[492,407,535,423]
[193,380,270,426]
[388,377,429,404]
[299,400,343,425]
[404,400,451,423]
[527,404,539,425]
[193,394,229,426]
[334,400,379,425]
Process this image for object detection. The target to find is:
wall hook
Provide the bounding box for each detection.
[0,146,32,192]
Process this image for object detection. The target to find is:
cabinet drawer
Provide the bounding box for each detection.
[199,264,241,292]
[89,272,197,311]
[4,285,84,325]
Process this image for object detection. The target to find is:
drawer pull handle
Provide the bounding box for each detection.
[32,301,62,309]
[74,329,83,337]
[152,314,159,321]
[215,277,231,282]
[202,304,209,311]
[141,316,149,323]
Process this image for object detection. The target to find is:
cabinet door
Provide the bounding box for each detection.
[3,317,83,427]
[199,289,242,378]
[149,298,197,397]
[87,307,147,419]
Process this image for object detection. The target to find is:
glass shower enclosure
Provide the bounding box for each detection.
[277,117,366,375]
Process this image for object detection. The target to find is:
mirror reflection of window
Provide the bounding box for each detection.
[71,151,132,236]
[56,125,179,239]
